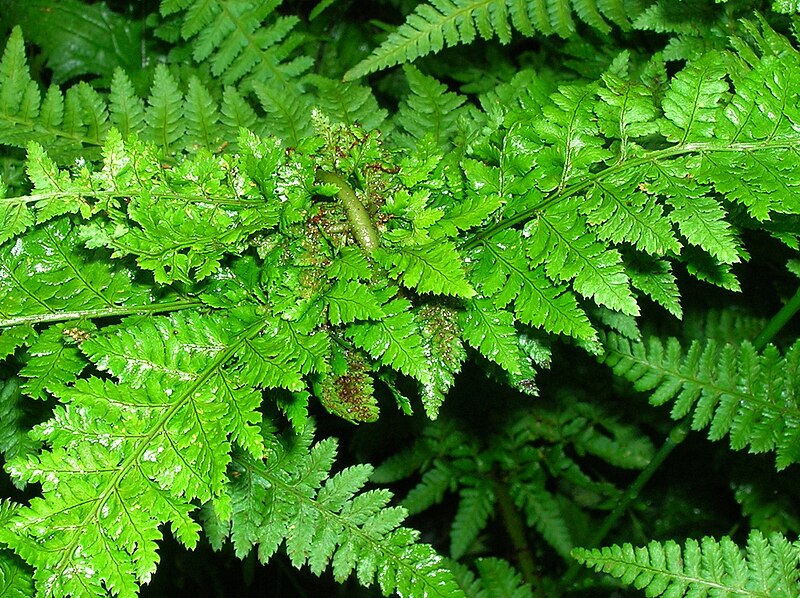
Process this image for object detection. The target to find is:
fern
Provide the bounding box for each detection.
[603,332,800,470]
[572,530,800,597]
[392,65,470,150]
[159,0,312,87]
[3,2,800,596]
[206,425,464,596]
[345,0,640,80]
[375,401,656,562]
[0,28,259,161]
[0,379,38,464]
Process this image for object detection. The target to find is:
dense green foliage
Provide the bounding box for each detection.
[0,0,799,596]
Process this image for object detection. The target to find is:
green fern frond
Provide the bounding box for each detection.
[572,530,800,597]
[695,52,800,224]
[347,298,433,387]
[0,379,39,464]
[0,308,300,596]
[307,75,388,130]
[0,502,33,597]
[18,324,90,401]
[344,0,640,80]
[471,229,597,341]
[451,485,496,559]
[0,28,262,160]
[623,254,682,318]
[252,81,315,145]
[325,280,387,326]
[143,65,186,153]
[402,461,458,514]
[461,298,525,375]
[0,28,100,159]
[108,69,146,139]
[460,29,800,323]
[215,425,465,596]
[161,0,312,87]
[603,333,800,470]
[473,557,534,597]
[526,197,638,315]
[0,217,156,333]
[392,65,469,150]
[184,77,222,150]
[376,241,476,298]
[660,52,729,144]
[220,86,261,142]
[81,131,280,284]
[514,482,573,558]
[0,175,33,247]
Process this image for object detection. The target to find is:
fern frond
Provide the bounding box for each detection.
[660,52,729,145]
[18,324,89,400]
[472,557,534,597]
[0,28,256,161]
[108,69,146,139]
[526,197,638,315]
[513,480,573,558]
[623,254,682,318]
[0,217,155,331]
[451,485,496,559]
[0,379,39,464]
[0,176,33,247]
[0,28,97,160]
[220,86,261,143]
[375,241,476,298]
[143,65,186,154]
[347,298,432,386]
[324,280,386,326]
[344,0,640,80]
[252,81,315,145]
[603,333,800,470]
[307,75,387,131]
[0,502,33,597]
[460,298,526,376]
[402,461,458,514]
[417,303,467,419]
[0,307,302,596]
[695,53,800,223]
[162,0,312,87]
[219,425,465,596]
[471,229,597,341]
[392,65,469,150]
[184,77,222,150]
[83,132,280,284]
[572,530,800,597]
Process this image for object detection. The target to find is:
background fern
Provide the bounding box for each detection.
[572,530,800,597]
[344,0,641,80]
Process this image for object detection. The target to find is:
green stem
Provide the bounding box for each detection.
[559,418,690,591]
[317,170,380,252]
[0,299,203,329]
[462,138,798,251]
[753,286,800,352]
[492,475,545,598]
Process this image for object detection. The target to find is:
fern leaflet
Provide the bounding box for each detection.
[210,425,466,597]
[572,530,800,597]
[603,333,800,470]
[345,0,640,80]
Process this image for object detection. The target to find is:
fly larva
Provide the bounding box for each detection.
[317,170,380,252]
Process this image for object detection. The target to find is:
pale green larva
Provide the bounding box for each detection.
[317,170,380,252]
